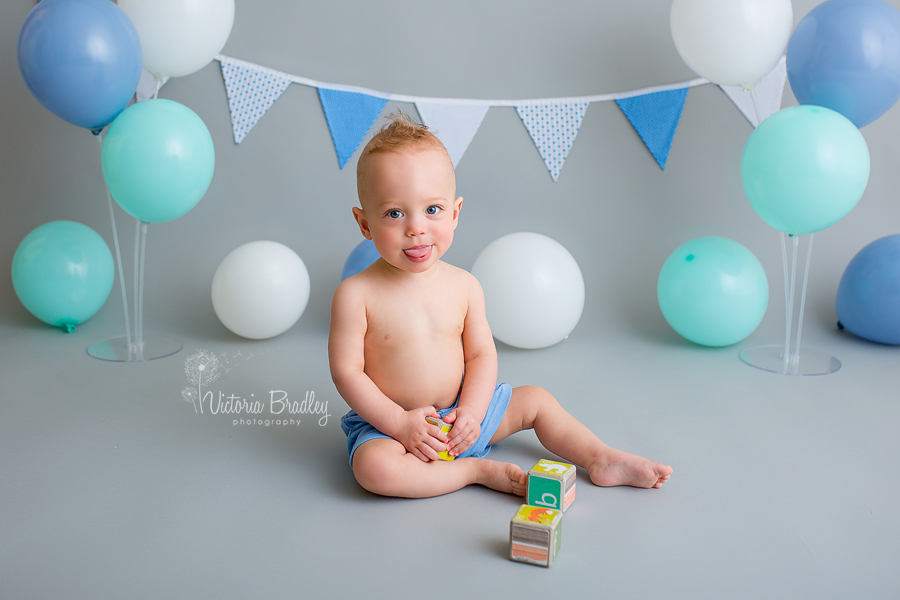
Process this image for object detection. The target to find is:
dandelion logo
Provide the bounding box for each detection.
[182,349,222,413]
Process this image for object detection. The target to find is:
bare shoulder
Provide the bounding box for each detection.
[330,271,373,323]
[437,264,485,313]
[440,262,481,287]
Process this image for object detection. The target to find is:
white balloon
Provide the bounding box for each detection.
[670,0,793,88]
[118,0,235,81]
[211,241,310,340]
[471,232,585,350]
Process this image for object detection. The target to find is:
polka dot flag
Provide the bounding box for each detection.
[515,101,589,182]
[220,57,292,144]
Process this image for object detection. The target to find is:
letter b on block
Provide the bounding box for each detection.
[527,459,576,512]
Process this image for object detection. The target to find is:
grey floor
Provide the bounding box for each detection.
[3,0,900,597]
[2,306,898,599]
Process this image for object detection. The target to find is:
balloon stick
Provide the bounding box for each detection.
[791,233,815,366]
[784,234,799,366]
[750,86,762,127]
[138,221,147,360]
[132,219,148,360]
[96,133,134,358]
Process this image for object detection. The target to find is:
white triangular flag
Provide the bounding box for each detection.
[220,57,293,144]
[414,102,490,168]
[720,56,787,127]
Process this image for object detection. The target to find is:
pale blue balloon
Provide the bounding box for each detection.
[17,0,142,133]
[102,99,215,223]
[11,221,114,332]
[836,234,900,344]
[741,105,870,235]
[657,237,769,347]
[787,0,900,128]
[341,239,380,281]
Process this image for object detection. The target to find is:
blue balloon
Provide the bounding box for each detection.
[341,239,381,280]
[17,0,142,133]
[11,221,115,332]
[836,234,900,344]
[657,237,769,347]
[787,0,900,128]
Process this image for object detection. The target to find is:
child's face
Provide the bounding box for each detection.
[354,147,462,274]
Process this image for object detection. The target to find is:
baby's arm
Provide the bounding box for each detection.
[443,273,499,457]
[328,278,448,462]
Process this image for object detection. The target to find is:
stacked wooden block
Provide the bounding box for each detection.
[509,459,577,567]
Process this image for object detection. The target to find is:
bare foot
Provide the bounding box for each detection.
[476,459,527,495]
[587,448,672,489]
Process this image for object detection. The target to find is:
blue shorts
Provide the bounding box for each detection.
[340,383,512,466]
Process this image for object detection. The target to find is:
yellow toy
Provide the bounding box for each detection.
[425,416,455,461]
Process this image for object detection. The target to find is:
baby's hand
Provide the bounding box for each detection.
[442,407,481,457]
[395,407,448,462]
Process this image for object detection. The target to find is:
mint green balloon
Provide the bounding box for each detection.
[657,237,768,347]
[741,105,870,235]
[11,221,114,332]
[101,98,215,223]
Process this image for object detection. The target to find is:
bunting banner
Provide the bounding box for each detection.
[318,88,389,169]
[615,87,689,170]
[414,102,490,168]
[719,56,787,128]
[213,54,787,179]
[220,57,293,144]
[515,101,589,181]
[135,67,163,103]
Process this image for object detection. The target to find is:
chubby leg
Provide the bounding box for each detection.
[490,386,673,489]
[352,437,527,499]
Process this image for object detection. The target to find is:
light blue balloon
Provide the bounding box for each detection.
[741,105,870,236]
[102,99,215,223]
[657,237,769,347]
[11,221,115,332]
[836,234,900,345]
[341,239,381,280]
[787,0,900,128]
[17,0,142,133]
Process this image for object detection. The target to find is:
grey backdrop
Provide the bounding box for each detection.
[2,1,899,598]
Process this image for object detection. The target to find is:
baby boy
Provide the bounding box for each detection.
[329,112,672,498]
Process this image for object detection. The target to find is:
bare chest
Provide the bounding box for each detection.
[366,289,467,346]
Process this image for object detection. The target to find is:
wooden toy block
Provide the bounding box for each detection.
[527,459,576,512]
[425,416,455,461]
[509,504,563,567]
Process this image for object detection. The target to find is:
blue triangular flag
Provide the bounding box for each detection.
[318,88,388,169]
[615,87,688,170]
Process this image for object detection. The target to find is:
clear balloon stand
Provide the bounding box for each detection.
[739,232,840,376]
[738,89,840,376]
[87,133,182,362]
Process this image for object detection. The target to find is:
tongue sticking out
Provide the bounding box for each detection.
[404,245,432,262]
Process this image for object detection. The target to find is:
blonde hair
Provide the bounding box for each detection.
[356,112,453,199]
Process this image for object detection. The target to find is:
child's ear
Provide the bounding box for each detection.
[452,196,463,228]
[352,207,373,240]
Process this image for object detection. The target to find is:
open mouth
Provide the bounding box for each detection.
[403,245,433,262]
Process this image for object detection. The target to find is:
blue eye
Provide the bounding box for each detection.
[387,209,403,218]
[425,205,441,215]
